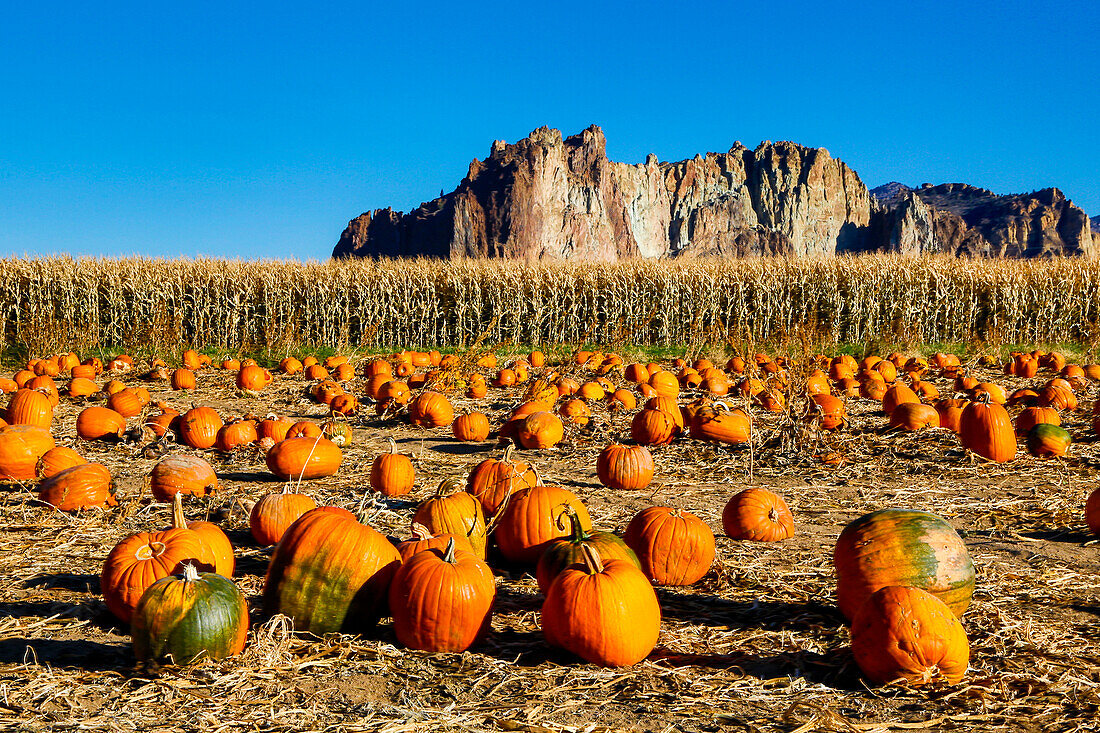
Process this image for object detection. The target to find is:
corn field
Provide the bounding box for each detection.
[2,255,1099,356]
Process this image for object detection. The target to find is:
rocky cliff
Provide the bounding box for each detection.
[334,125,872,260]
[334,126,1094,260]
[869,183,1095,258]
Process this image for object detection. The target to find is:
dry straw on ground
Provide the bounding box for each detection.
[3,255,1100,357]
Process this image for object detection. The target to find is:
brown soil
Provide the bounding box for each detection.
[2,357,1099,732]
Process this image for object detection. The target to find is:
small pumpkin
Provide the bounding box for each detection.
[690,402,751,445]
[517,411,564,450]
[595,443,654,491]
[1026,423,1071,458]
[630,408,679,446]
[265,436,343,480]
[465,443,537,517]
[452,411,491,442]
[722,488,794,542]
[369,436,415,497]
[413,479,488,559]
[250,486,318,546]
[149,455,219,501]
[177,406,224,450]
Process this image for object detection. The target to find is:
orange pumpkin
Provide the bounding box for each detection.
[517,411,564,450]
[149,455,219,501]
[465,443,537,517]
[265,437,343,480]
[623,506,715,586]
[595,443,654,491]
[959,397,1016,462]
[452,411,491,442]
[413,480,488,559]
[722,488,794,542]
[409,391,454,428]
[177,407,224,450]
[6,388,53,428]
[0,424,56,481]
[250,487,318,546]
[369,437,415,497]
[37,462,117,512]
[36,446,86,479]
[494,481,591,565]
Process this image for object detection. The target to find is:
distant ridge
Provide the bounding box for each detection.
[335,126,1095,260]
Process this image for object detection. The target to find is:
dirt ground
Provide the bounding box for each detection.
[2,354,1099,733]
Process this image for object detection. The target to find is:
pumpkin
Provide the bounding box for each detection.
[851,585,969,686]
[623,506,715,586]
[722,488,794,542]
[106,388,144,418]
[465,443,537,517]
[452,411,491,442]
[934,399,968,434]
[286,420,322,439]
[541,545,660,667]
[1015,406,1060,437]
[370,436,415,497]
[630,408,679,446]
[0,424,56,481]
[262,508,401,634]
[535,506,640,594]
[36,445,86,479]
[396,522,475,561]
[68,377,100,398]
[648,371,680,399]
[607,389,637,411]
[409,391,454,428]
[888,402,940,431]
[101,525,214,624]
[389,538,495,653]
[167,493,234,577]
[150,455,219,501]
[250,487,317,546]
[881,383,919,416]
[1026,423,1071,458]
[75,405,127,441]
[959,396,1016,462]
[177,406,224,450]
[6,388,53,428]
[596,443,654,491]
[265,436,342,480]
[517,411,564,450]
[413,479,488,559]
[170,368,196,390]
[1086,489,1100,535]
[557,398,592,426]
[131,563,248,667]
[810,393,846,430]
[215,419,259,452]
[834,508,974,622]
[495,481,592,565]
[690,403,751,445]
[1036,384,1077,411]
[258,415,294,443]
[37,462,117,512]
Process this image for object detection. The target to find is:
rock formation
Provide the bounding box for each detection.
[869,183,1095,258]
[334,125,1094,260]
[334,126,872,260]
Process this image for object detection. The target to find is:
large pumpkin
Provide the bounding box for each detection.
[833,509,975,622]
[413,480,488,559]
[959,397,1016,462]
[265,437,342,480]
[6,388,53,428]
[131,563,248,667]
[262,509,401,634]
[0,424,56,481]
[494,482,592,565]
[541,545,661,667]
[101,526,214,624]
[535,507,640,594]
[37,462,117,512]
[851,585,969,686]
[465,443,537,517]
[623,506,715,586]
[389,539,495,653]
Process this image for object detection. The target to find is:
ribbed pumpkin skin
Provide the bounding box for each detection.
[0,424,56,481]
[101,528,214,624]
[150,455,219,501]
[178,407,223,449]
[959,401,1016,462]
[596,443,654,491]
[630,408,678,446]
[1015,406,1060,437]
[107,389,144,418]
[452,412,491,441]
[188,521,235,577]
[6,388,53,428]
[623,507,715,586]
[76,406,127,441]
[389,545,496,652]
[35,445,86,479]
[250,491,317,546]
[834,509,975,622]
[262,510,401,635]
[881,383,919,416]
[495,485,592,565]
[690,406,751,445]
[1026,423,1072,458]
[888,402,940,431]
[465,448,537,517]
[132,568,248,666]
[397,526,475,562]
[369,445,414,497]
[722,488,795,542]
[413,487,487,559]
[38,462,117,512]
[409,391,454,428]
[851,585,970,686]
[542,556,661,667]
[265,437,343,480]
[517,411,564,450]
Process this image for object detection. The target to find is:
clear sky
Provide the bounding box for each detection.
[1,1,1097,260]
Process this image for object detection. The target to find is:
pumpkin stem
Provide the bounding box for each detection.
[387,436,398,454]
[170,492,187,529]
[501,441,515,463]
[768,506,780,524]
[442,537,457,564]
[436,478,462,497]
[554,504,586,540]
[410,522,432,541]
[180,562,201,583]
[579,543,604,575]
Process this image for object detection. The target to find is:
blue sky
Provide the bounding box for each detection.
[1,1,1097,260]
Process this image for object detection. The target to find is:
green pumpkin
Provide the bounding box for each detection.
[833,508,974,622]
[535,507,640,595]
[131,563,248,667]
[1026,423,1072,458]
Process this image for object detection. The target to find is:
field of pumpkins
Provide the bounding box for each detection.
[1,346,1100,732]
